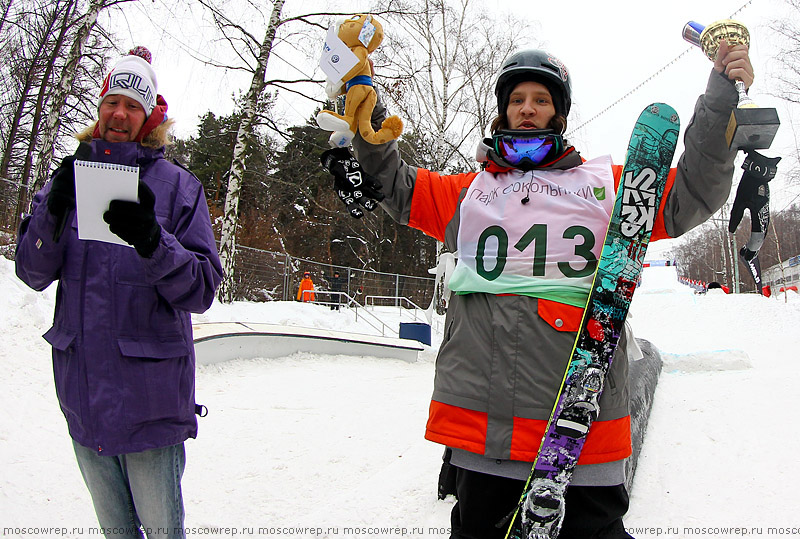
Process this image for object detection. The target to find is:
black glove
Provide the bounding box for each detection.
[103,181,162,258]
[48,142,91,242]
[320,147,385,219]
[728,150,781,259]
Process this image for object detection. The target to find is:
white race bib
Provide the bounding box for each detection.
[449,156,616,307]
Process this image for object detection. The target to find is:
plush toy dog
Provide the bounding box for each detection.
[316,14,403,147]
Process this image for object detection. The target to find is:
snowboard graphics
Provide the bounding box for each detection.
[506,103,680,539]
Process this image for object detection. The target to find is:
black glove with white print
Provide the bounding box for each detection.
[320,147,385,219]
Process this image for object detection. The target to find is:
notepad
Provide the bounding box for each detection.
[74,160,139,246]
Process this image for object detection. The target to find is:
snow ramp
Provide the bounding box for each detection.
[192,322,424,365]
[639,264,684,292]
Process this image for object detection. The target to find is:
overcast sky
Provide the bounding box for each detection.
[108,0,798,211]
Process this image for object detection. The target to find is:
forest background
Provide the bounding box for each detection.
[2,0,800,302]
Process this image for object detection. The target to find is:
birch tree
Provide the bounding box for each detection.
[214,0,285,303]
[7,0,78,221]
[1,0,71,181]
[33,0,109,193]
[0,0,116,231]
[197,0,408,302]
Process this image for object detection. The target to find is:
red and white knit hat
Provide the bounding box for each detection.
[97,46,158,117]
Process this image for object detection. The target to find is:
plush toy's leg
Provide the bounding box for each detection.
[317,87,375,147]
[316,111,350,132]
[316,111,355,147]
[357,90,403,145]
[328,130,356,148]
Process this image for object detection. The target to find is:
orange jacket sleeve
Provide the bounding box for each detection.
[407,169,477,242]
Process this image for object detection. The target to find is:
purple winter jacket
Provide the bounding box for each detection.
[15,139,223,456]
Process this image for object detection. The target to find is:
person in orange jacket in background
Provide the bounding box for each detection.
[297,271,316,302]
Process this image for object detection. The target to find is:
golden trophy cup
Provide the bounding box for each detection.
[683,20,780,149]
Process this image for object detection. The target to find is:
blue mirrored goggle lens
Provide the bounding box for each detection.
[496,136,555,166]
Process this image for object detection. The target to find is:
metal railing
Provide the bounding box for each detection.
[365,294,444,334]
[303,289,397,337]
[365,294,425,320]
[230,246,435,307]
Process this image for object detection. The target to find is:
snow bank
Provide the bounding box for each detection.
[3,257,800,538]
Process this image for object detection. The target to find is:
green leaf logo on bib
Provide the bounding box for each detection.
[593,186,606,201]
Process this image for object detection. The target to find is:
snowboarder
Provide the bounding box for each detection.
[322,42,753,538]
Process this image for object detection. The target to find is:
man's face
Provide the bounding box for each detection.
[97,94,147,143]
[506,81,556,130]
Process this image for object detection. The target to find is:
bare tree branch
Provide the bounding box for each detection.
[375,0,532,172]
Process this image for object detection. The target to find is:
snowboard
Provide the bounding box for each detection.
[506,103,680,539]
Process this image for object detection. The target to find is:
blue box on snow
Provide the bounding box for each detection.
[399,322,431,346]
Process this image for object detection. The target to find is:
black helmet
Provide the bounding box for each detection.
[495,50,572,118]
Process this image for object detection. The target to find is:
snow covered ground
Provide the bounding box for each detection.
[1,256,799,539]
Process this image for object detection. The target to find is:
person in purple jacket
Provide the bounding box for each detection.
[15,47,222,538]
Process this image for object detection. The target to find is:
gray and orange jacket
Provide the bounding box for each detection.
[353,69,739,464]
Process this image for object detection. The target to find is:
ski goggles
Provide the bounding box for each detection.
[492,130,563,168]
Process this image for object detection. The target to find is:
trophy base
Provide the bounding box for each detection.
[725,107,780,150]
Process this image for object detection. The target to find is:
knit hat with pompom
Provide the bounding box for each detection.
[97,46,158,117]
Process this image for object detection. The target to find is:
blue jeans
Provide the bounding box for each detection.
[73,441,186,539]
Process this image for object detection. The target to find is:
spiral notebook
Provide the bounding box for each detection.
[74,160,139,246]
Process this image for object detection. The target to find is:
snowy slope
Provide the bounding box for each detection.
[1,258,799,538]
[625,267,800,536]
